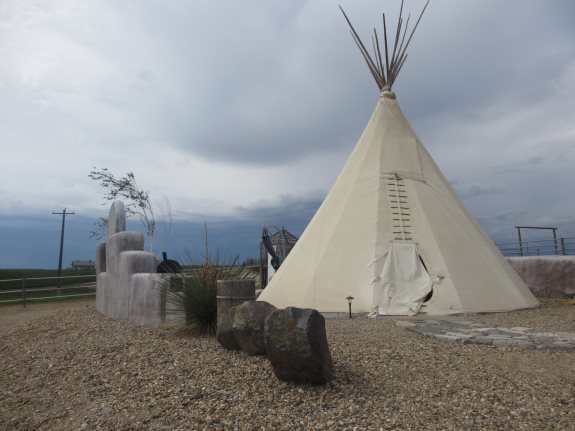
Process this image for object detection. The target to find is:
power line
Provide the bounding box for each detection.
[52,208,75,292]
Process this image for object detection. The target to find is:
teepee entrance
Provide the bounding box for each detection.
[372,242,432,315]
[376,172,431,315]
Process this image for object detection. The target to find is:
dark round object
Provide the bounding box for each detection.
[157,259,182,274]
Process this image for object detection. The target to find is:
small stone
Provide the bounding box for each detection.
[100,406,113,415]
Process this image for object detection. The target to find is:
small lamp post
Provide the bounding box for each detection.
[346,296,354,319]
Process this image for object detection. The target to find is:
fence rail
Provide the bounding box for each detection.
[0,274,96,307]
[496,236,575,257]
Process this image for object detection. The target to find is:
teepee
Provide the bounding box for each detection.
[258,1,538,315]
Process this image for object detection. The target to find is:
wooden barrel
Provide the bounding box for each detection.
[217,279,256,315]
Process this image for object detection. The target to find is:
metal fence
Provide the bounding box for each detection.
[0,274,96,307]
[496,236,575,257]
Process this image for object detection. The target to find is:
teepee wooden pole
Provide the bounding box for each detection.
[395,0,430,71]
[394,14,411,70]
[351,32,384,88]
[340,7,378,72]
[340,6,384,89]
[382,13,390,79]
[389,0,405,73]
[340,0,429,90]
[390,53,408,86]
[371,34,381,76]
[373,29,386,83]
[389,16,403,74]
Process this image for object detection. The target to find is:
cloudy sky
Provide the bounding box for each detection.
[1,0,574,268]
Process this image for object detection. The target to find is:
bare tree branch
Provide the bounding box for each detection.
[88,167,156,252]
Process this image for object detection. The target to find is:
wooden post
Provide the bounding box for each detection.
[561,237,566,255]
[216,280,255,316]
[552,228,559,255]
[515,227,523,256]
[22,278,26,308]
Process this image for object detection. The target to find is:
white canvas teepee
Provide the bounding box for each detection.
[258,2,538,315]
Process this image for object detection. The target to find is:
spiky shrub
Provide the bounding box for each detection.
[163,251,251,336]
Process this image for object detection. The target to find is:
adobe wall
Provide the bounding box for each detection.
[506,256,575,298]
[96,201,169,326]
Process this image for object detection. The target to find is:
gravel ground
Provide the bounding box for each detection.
[468,299,575,332]
[1,302,574,430]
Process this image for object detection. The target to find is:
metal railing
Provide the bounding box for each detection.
[496,236,575,257]
[0,274,96,307]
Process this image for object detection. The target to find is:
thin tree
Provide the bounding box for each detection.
[89,167,156,252]
[89,217,108,241]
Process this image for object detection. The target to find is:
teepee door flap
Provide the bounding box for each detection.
[373,242,432,315]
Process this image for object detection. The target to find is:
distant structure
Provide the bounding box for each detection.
[260,226,298,288]
[71,260,95,270]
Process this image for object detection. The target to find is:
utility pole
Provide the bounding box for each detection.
[53,208,75,295]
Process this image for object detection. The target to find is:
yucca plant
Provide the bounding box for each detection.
[163,229,251,335]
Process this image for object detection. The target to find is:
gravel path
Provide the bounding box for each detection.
[1,302,574,430]
[0,300,94,335]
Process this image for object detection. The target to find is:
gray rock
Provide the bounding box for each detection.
[264,307,334,384]
[232,301,276,355]
[216,307,239,350]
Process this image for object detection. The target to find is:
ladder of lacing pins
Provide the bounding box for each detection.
[386,174,413,241]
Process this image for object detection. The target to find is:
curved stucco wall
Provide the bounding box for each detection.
[506,256,575,298]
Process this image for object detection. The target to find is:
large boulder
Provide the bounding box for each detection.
[264,307,334,384]
[216,307,239,350]
[232,301,276,355]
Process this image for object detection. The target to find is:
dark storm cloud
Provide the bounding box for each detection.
[233,193,323,226]
[398,0,575,123]
[173,192,323,235]
[128,193,325,264]
[488,156,546,176]
[151,0,575,167]
[452,183,503,201]
[145,1,375,165]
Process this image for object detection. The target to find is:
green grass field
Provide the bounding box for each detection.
[0,268,96,305]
